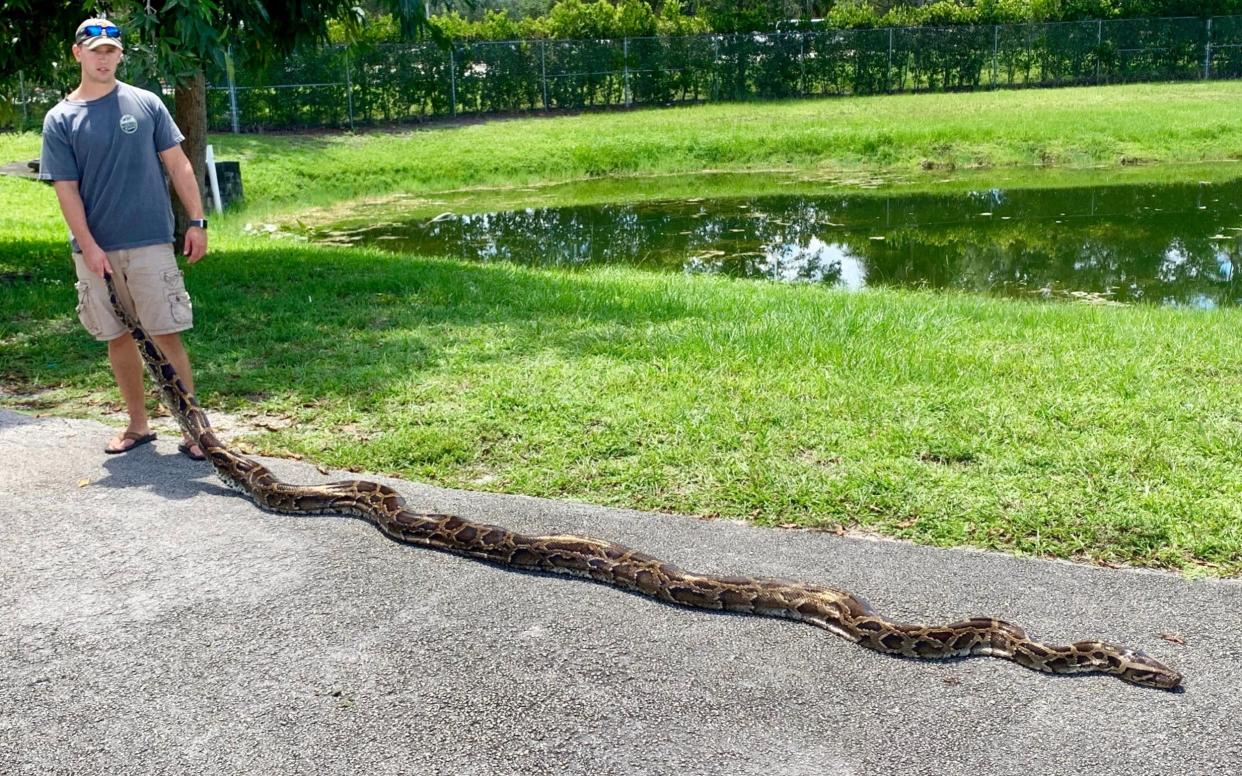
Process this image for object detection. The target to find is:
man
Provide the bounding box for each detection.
[39,18,209,460]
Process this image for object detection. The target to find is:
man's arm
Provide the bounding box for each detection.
[51,180,112,277]
[158,144,208,264]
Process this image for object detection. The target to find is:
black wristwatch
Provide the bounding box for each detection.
[188,218,208,230]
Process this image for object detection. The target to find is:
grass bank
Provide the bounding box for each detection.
[9,80,1242,218]
[2,83,1241,577]
[224,81,1242,215]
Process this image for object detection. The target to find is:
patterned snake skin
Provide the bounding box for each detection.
[101,273,1182,690]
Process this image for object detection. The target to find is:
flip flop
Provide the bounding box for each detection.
[104,430,156,455]
[178,441,208,461]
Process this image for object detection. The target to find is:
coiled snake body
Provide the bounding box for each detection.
[103,275,1181,690]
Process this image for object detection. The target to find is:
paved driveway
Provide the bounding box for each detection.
[2,409,1239,775]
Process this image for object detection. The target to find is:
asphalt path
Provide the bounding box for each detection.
[2,408,1239,775]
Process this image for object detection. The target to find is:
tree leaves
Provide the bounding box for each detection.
[0,0,437,85]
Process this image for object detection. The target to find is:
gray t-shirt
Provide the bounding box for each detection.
[39,80,185,252]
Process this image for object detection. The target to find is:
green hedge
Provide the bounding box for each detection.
[6,15,1242,132]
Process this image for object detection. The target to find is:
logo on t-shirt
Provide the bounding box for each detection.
[119,114,138,135]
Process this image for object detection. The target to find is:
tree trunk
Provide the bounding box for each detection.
[172,69,208,248]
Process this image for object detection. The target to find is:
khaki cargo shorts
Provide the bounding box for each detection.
[72,243,193,342]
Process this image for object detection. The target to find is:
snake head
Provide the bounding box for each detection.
[1117,649,1182,690]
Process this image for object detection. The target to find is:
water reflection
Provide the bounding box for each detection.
[313,180,1242,307]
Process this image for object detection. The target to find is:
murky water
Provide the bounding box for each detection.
[312,179,1242,307]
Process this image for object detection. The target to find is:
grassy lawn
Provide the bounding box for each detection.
[2,82,1240,576]
[221,80,1242,216]
[10,80,1241,218]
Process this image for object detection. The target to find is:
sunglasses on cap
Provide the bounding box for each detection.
[77,24,122,42]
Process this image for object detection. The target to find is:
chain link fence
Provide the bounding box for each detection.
[5,15,1242,132]
[1,67,76,132]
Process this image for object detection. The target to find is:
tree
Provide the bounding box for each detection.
[0,1,432,229]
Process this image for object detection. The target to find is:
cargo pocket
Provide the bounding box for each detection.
[167,290,193,324]
[74,281,104,338]
[162,269,193,325]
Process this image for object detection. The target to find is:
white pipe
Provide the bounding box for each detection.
[205,143,224,215]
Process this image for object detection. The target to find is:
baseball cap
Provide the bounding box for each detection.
[75,18,124,52]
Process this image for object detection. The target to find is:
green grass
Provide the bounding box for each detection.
[218,81,1242,215]
[7,81,1242,220]
[3,82,1241,577]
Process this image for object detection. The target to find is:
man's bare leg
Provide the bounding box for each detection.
[151,332,202,457]
[105,334,153,451]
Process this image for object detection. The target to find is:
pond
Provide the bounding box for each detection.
[310,178,1242,308]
